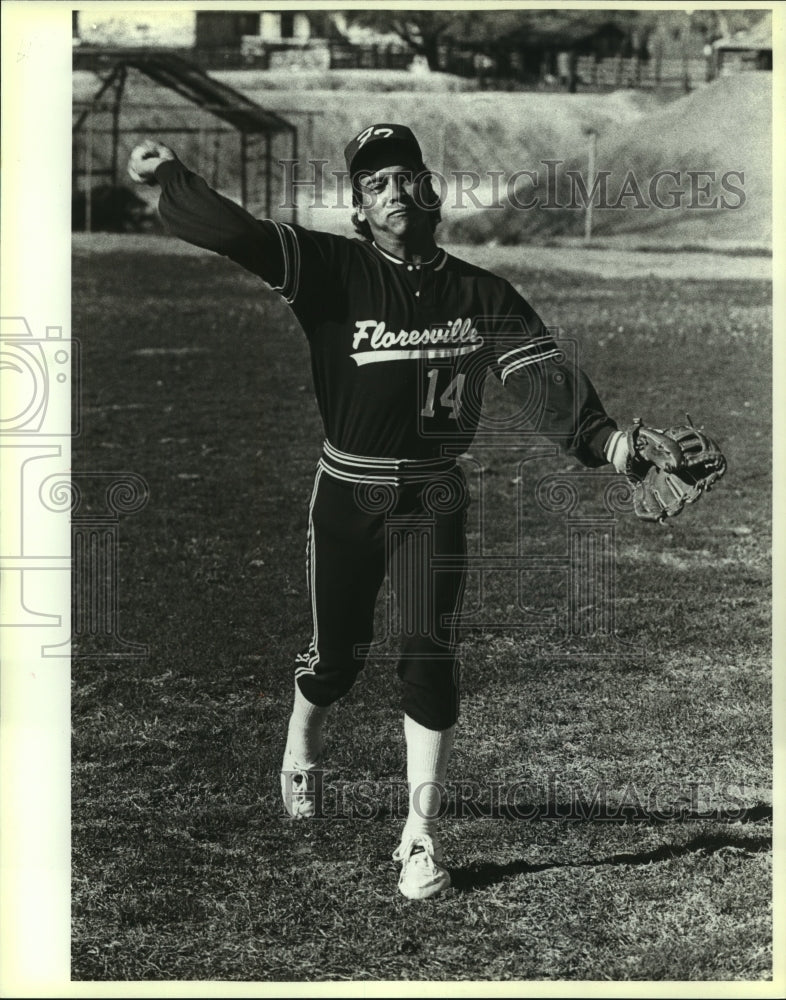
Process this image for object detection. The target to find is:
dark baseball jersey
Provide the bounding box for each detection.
[155,160,617,472]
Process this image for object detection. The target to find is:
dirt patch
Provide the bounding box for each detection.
[442,74,772,246]
[72,233,773,282]
[452,242,772,281]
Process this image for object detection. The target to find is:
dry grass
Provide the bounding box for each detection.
[71,243,772,982]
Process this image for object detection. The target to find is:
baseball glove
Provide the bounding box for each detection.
[623,416,727,522]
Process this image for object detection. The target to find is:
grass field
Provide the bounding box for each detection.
[71,240,772,982]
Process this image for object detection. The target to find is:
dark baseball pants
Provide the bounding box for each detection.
[295,464,469,730]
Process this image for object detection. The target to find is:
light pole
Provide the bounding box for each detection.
[682,7,694,92]
[583,127,597,244]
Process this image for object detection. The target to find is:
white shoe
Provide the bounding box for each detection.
[280,748,322,819]
[392,833,451,900]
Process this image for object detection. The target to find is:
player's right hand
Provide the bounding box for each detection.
[128,140,176,185]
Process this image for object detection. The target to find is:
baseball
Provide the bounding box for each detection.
[127,140,175,184]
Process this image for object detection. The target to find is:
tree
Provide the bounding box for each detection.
[348,10,474,70]
[348,8,639,66]
[346,7,757,75]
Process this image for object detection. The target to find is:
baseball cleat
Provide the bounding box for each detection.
[392,833,451,900]
[280,748,323,819]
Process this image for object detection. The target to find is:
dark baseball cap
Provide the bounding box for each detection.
[344,123,425,179]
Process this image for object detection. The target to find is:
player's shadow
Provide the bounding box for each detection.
[449,820,771,894]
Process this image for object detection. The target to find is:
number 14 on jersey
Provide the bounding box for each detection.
[420,368,466,420]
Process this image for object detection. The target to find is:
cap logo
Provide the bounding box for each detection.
[355,126,394,148]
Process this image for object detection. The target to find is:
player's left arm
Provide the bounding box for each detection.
[491,286,728,517]
[491,287,618,468]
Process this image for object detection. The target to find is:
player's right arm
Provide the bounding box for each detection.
[127,140,285,288]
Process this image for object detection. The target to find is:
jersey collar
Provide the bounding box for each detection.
[371,242,447,270]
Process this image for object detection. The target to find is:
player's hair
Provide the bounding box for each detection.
[350,168,443,241]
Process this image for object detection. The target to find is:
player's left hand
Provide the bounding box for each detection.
[606,417,727,522]
[128,140,176,185]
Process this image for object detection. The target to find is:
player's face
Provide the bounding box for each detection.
[355,164,432,241]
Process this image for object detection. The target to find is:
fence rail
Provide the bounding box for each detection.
[328,43,413,71]
[98,42,736,91]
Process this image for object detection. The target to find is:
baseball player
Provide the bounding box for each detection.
[129,125,635,901]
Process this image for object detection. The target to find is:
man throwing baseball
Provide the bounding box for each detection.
[128,125,717,901]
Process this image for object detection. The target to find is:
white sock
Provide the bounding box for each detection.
[402,714,455,842]
[285,683,330,767]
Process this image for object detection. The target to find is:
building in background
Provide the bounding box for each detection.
[195,10,313,49]
[73,9,348,69]
[72,8,771,88]
[712,12,772,76]
[74,10,338,51]
[73,9,196,47]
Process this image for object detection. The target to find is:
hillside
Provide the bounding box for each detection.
[73,70,771,247]
[441,73,771,247]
